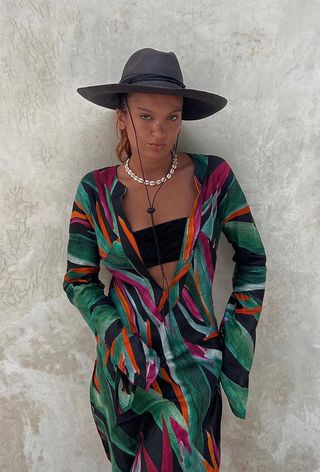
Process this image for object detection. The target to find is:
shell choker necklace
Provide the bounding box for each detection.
[124,150,178,186]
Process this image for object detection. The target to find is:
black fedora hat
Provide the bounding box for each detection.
[77,48,227,120]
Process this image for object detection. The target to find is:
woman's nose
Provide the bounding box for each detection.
[151,121,166,137]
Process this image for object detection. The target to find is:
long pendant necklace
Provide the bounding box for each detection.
[125,100,181,294]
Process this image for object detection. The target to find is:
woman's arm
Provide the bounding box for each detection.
[217,161,267,419]
[62,174,159,390]
[62,175,120,345]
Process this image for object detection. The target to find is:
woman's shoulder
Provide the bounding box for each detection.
[78,163,119,190]
[185,152,232,180]
[189,152,229,166]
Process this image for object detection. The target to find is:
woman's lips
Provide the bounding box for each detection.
[149,143,166,150]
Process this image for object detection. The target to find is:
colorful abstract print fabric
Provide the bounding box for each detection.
[63,153,267,471]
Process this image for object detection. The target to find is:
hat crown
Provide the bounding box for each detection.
[120,48,185,88]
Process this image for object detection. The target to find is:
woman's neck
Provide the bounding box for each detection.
[128,152,174,180]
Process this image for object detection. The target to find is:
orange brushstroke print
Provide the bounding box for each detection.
[160,368,190,428]
[223,205,250,223]
[118,216,143,260]
[114,281,137,333]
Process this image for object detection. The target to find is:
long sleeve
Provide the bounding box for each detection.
[217,162,267,419]
[63,174,159,393]
[62,175,121,346]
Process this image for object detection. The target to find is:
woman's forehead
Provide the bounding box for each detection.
[127,93,183,110]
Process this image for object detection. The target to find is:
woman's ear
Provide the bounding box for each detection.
[116,109,126,130]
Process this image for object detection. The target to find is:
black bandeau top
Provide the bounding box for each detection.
[132,217,188,268]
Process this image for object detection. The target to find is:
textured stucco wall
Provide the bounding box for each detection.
[1,1,319,471]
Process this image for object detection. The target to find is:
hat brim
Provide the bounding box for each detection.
[76,83,227,120]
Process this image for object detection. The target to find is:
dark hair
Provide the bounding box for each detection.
[115,94,132,162]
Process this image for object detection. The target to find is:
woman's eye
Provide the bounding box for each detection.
[140,114,179,122]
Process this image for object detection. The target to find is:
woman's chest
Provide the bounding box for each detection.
[120,172,198,232]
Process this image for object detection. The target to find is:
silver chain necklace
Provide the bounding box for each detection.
[124,151,178,186]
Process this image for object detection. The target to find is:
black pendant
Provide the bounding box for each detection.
[147,207,155,214]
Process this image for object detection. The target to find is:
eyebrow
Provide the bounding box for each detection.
[137,107,182,113]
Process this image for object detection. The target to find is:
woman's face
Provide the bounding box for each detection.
[116,93,183,159]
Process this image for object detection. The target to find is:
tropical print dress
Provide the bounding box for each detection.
[63,153,267,471]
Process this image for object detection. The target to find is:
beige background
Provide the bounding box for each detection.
[1,1,320,471]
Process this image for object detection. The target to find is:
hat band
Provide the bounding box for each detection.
[120,73,186,89]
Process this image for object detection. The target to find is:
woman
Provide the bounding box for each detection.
[63,48,267,471]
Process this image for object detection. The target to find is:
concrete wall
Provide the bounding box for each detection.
[1,1,319,471]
